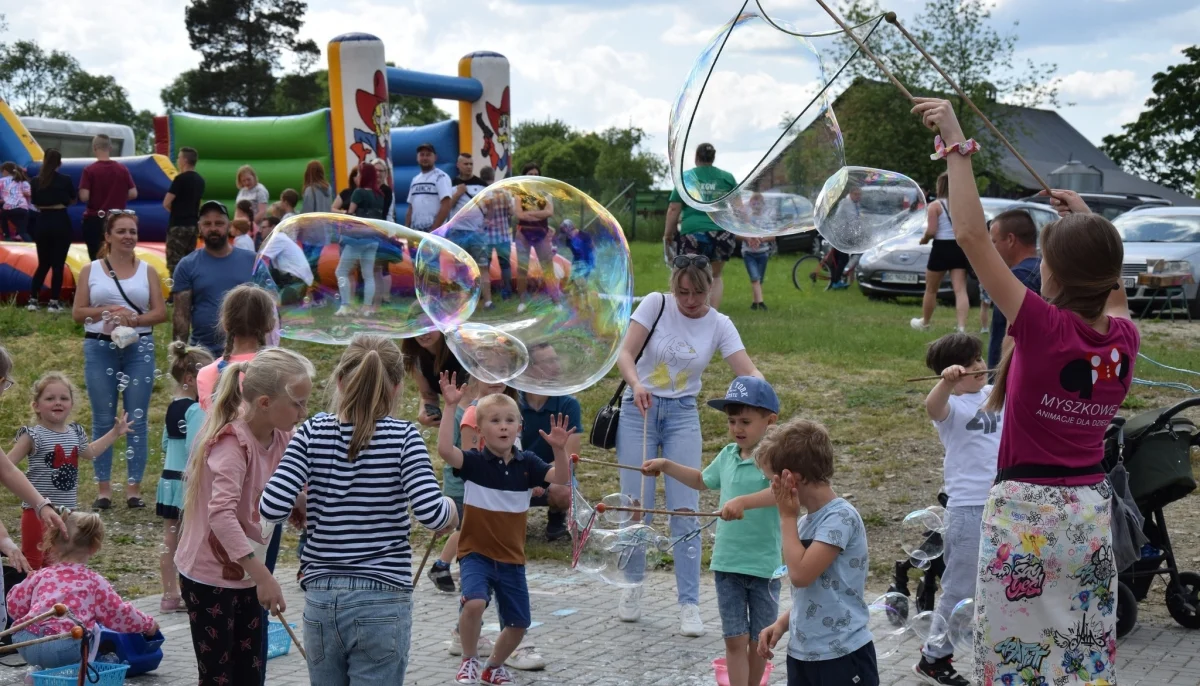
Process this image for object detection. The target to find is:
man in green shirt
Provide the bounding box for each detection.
[665,142,738,309]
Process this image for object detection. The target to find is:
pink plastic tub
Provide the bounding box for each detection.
[712,657,774,686]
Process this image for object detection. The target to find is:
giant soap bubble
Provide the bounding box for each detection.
[947,598,975,653]
[813,167,926,252]
[254,213,480,345]
[667,1,885,238]
[424,177,633,394]
[867,592,909,659]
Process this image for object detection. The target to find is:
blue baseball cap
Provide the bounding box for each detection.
[707,376,780,414]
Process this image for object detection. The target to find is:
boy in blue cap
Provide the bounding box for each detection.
[643,376,781,686]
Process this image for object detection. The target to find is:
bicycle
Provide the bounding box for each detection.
[792,235,858,291]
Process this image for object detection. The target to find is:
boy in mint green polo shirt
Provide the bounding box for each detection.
[643,376,781,686]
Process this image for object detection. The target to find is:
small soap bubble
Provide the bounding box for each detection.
[901,508,946,562]
[106,368,114,376]
[134,409,144,419]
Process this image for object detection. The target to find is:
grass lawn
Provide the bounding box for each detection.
[1,240,1198,601]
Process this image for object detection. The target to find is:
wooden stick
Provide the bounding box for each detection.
[641,417,648,464]
[906,369,994,383]
[813,0,917,103]
[273,609,308,661]
[0,604,67,640]
[572,456,645,472]
[413,534,443,590]
[596,504,722,518]
[0,627,82,655]
[884,13,1052,192]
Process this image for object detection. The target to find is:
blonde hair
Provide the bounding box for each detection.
[236,165,258,188]
[330,335,405,461]
[475,393,520,422]
[217,284,278,360]
[41,509,104,563]
[670,262,713,296]
[168,340,214,386]
[182,348,315,515]
[754,417,835,484]
[30,372,76,422]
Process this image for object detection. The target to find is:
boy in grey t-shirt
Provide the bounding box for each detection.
[755,418,879,686]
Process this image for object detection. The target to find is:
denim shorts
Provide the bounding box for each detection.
[714,571,780,639]
[459,552,531,628]
[743,251,769,283]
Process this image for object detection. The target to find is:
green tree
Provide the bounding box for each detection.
[509,118,665,195]
[164,0,320,116]
[828,0,1059,191]
[1101,46,1200,197]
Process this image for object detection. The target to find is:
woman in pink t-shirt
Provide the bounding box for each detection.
[916,99,1138,686]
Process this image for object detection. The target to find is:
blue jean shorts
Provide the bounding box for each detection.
[459,552,531,629]
[714,571,780,639]
[743,251,769,283]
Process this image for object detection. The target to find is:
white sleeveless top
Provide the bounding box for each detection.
[934,199,955,240]
[85,259,152,335]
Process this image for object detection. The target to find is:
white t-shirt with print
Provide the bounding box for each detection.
[407,169,453,230]
[631,292,745,399]
[932,384,1001,507]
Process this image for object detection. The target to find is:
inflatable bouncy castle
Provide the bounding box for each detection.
[0,37,511,299]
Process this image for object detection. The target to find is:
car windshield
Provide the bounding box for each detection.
[1114,214,1200,243]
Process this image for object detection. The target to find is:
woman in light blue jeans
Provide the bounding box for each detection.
[613,255,761,637]
[72,211,167,509]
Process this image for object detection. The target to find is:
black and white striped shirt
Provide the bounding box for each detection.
[259,413,452,589]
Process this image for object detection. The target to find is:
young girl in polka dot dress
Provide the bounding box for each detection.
[7,372,130,569]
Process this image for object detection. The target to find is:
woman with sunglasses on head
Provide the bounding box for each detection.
[611,253,762,637]
[27,149,76,312]
[72,210,167,511]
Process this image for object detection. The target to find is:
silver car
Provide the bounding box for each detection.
[855,198,1059,301]
[1115,207,1200,318]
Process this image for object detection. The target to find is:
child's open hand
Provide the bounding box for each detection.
[720,497,745,521]
[641,458,668,476]
[113,412,131,436]
[538,413,577,449]
[438,371,465,406]
[911,98,965,144]
[772,470,802,519]
[941,365,967,385]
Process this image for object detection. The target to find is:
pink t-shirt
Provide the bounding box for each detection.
[196,353,256,411]
[7,562,156,636]
[1000,289,1140,486]
[174,420,290,589]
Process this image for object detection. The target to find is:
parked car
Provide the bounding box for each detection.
[1022,192,1171,221]
[855,198,1059,302]
[1113,207,1200,317]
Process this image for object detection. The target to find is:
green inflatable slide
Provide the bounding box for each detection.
[168,110,333,214]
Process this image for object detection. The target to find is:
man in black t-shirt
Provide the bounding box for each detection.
[448,153,489,268]
[163,147,206,276]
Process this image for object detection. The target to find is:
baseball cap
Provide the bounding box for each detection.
[707,376,780,414]
[198,200,229,217]
[416,142,436,154]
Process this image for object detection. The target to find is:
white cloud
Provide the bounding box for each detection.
[1053,69,1139,102]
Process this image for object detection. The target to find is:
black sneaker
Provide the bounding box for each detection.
[759,302,767,312]
[545,511,568,541]
[751,302,759,310]
[913,655,969,686]
[427,561,456,593]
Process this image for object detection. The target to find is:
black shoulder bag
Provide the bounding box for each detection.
[589,292,666,450]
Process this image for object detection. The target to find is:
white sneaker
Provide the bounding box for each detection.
[956,326,967,334]
[334,305,354,317]
[910,317,930,332]
[516,302,527,314]
[505,645,546,671]
[45,300,62,313]
[448,629,494,657]
[981,326,990,334]
[25,302,38,312]
[618,586,642,622]
[679,603,705,637]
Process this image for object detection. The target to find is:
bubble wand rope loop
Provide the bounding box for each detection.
[883,13,1052,193]
[811,0,917,104]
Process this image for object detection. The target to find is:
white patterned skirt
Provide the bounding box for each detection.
[975,479,1117,685]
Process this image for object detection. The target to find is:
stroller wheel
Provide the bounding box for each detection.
[1116,581,1137,638]
[1166,572,1200,630]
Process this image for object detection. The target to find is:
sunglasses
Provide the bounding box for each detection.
[0,377,12,393]
[672,254,710,270]
[98,209,137,218]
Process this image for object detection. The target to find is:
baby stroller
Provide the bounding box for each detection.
[1103,396,1200,638]
[886,493,949,623]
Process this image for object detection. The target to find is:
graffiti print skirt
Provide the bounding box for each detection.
[975,479,1117,686]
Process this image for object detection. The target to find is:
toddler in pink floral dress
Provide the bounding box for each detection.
[7,510,158,668]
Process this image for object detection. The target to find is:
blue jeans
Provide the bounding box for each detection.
[459,553,531,629]
[922,504,984,660]
[615,392,702,605]
[14,629,81,669]
[743,251,768,283]
[303,577,414,686]
[83,334,155,484]
[335,241,377,307]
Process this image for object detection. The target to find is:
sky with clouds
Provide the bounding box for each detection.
[6,0,1196,180]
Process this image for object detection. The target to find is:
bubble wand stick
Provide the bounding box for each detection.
[571,455,644,472]
[595,502,722,518]
[882,13,1051,193]
[272,609,308,660]
[905,369,994,383]
[0,603,68,639]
